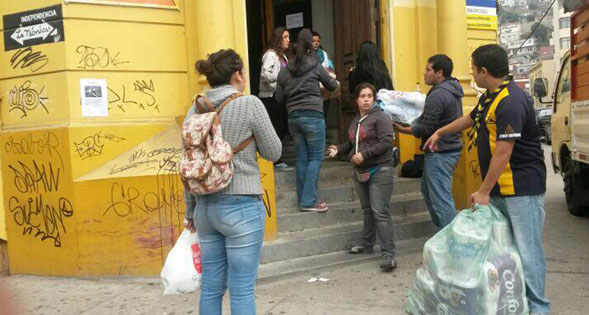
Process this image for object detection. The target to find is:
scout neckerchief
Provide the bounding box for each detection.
[466,77,512,152]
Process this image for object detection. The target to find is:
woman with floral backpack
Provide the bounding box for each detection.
[183,49,281,315]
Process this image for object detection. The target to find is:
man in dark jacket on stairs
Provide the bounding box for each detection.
[394,54,464,228]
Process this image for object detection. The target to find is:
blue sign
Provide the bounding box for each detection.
[466,0,496,8]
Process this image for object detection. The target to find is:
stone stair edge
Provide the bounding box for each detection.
[275,192,424,215]
[266,212,432,244]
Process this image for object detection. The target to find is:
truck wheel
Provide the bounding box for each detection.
[563,155,589,216]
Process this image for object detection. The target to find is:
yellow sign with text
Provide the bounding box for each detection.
[467,14,498,30]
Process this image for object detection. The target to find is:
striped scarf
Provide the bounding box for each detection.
[466,79,511,152]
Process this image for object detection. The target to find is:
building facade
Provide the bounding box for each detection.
[0,0,495,276]
[553,0,572,66]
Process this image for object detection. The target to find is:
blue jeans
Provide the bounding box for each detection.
[491,194,551,314]
[288,115,326,208]
[421,151,460,228]
[193,194,266,315]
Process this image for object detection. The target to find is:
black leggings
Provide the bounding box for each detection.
[260,96,289,141]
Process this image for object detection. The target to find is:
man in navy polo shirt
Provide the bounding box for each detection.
[424,44,550,315]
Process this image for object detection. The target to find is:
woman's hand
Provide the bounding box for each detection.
[327,145,338,158]
[184,218,196,233]
[351,152,364,165]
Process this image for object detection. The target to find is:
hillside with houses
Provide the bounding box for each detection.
[498,0,570,108]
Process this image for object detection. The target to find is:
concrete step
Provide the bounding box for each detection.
[274,161,353,187]
[260,212,436,264]
[275,176,421,209]
[277,193,427,232]
[258,236,429,283]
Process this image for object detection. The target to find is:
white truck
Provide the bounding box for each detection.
[534,0,589,216]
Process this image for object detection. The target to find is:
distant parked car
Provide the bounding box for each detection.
[544,119,551,144]
[535,107,552,141]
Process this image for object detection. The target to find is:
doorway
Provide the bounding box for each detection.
[245,0,380,144]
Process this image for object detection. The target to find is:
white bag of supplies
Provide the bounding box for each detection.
[161,229,202,295]
[377,89,426,125]
[407,204,528,315]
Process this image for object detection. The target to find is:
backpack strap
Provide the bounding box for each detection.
[194,95,215,113]
[233,137,253,154]
[217,93,242,114]
[194,92,252,154]
[219,93,251,154]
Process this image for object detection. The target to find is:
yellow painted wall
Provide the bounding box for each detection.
[451,27,497,210]
[0,0,276,276]
[391,0,422,163]
[389,0,496,210]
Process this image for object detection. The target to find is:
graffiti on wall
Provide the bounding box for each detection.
[109,146,180,175]
[76,45,129,70]
[74,131,127,160]
[4,131,64,167]
[103,140,183,217]
[102,144,184,250]
[108,79,159,113]
[4,132,73,247]
[8,80,49,118]
[10,47,49,73]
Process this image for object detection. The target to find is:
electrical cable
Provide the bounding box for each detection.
[513,0,557,54]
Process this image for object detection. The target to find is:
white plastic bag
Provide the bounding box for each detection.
[377,89,426,125]
[407,204,528,315]
[161,229,202,295]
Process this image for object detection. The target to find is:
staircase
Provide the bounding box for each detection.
[258,160,438,282]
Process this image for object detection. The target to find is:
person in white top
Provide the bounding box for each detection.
[259,26,292,170]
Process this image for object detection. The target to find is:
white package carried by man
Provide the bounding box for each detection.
[377,89,426,126]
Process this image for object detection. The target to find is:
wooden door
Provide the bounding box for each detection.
[333,0,378,142]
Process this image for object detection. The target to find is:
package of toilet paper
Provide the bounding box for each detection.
[406,204,528,315]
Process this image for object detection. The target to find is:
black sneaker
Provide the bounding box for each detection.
[348,245,374,254]
[380,255,397,271]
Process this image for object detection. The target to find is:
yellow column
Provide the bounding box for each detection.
[437,0,482,210]
[392,0,438,163]
[391,1,416,163]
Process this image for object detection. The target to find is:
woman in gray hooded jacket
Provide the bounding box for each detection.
[276,28,338,212]
[328,83,397,271]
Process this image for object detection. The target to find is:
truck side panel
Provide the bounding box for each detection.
[572,101,589,163]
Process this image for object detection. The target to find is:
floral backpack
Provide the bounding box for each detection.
[179,93,252,195]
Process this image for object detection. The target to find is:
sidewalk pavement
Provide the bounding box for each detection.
[2,145,589,315]
[2,241,589,315]
[1,251,421,315]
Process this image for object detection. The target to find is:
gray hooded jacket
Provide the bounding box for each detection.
[412,77,464,153]
[275,55,338,114]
